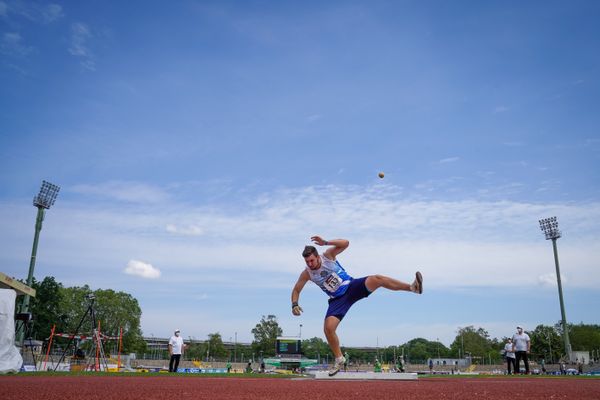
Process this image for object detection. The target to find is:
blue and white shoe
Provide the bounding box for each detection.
[328,356,346,376]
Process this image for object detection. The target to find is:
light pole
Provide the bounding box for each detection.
[151,334,155,359]
[460,330,464,360]
[17,180,60,345]
[546,332,553,364]
[234,332,237,363]
[539,216,572,361]
[299,324,302,338]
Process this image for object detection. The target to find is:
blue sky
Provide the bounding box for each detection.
[1,1,599,348]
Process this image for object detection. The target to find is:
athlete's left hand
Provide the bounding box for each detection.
[292,304,303,316]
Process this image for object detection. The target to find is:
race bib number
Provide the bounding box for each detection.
[324,273,341,292]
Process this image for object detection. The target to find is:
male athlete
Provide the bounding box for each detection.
[291,235,423,376]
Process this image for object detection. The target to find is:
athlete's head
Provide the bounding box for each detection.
[302,245,321,270]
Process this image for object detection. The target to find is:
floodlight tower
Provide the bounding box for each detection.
[17,181,60,345]
[538,216,572,361]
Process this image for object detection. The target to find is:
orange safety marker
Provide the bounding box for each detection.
[43,325,56,371]
[95,321,101,371]
[117,327,123,370]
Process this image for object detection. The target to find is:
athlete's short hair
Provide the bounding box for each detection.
[302,245,318,258]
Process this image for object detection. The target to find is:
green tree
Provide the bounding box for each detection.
[207,332,227,359]
[58,285,146,354]
[185,341,205,360]
[58,284,93,333]
[381,346,403,364]
[302,337,331,361]
[449,326,499,364]
[251,315,282,357]
[345,348,373,365]
[570,323,600,354]
[29,276,64,341]
[404,338,432,363]
[529,324,562,363]
[397,339,450,363]
[94,288,146,354]
[236,343,254,362]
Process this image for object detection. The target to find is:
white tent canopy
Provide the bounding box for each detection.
[0,289,23,374]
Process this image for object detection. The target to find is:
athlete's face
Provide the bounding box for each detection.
[304,254,321,270]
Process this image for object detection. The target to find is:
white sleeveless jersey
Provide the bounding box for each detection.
[306,254,353,299]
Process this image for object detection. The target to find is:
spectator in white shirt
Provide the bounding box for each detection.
[504,338,516,374]
[168,329,185,373]
[512,326,531,374]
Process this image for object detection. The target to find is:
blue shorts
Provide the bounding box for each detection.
[325,277,371,321]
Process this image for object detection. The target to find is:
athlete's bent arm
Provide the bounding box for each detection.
[291,270,310,315]
[311,236,349,261]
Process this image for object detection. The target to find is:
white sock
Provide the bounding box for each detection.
[336,356,344,362]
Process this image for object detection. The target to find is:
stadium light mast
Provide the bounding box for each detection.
[539,216,572,361]
[17,180,60,345]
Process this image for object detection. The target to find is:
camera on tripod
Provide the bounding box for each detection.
[54,291,108,371]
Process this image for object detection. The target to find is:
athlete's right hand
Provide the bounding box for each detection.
[292,304,303,316]
[311,236,327,246]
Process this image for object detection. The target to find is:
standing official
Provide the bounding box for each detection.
[512,326,531,374]
[168,329,185,373]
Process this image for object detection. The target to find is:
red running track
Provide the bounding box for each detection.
[1,375,599,400]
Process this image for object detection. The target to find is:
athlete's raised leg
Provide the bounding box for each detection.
[365,272,423,294]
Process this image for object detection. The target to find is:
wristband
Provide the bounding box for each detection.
[324,241,329,245]
[292,302,299,308]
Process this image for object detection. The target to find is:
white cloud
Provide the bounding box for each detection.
[69,22,95,70]
[538,273,566,287]
[124,260,161,279]
[70,181,170,204]
[413,176,464,193]
[166,224,204,236]
[41,3,63,23]
[439,157,459,164]
[1,1,63,23]
[2,183,600,289]
[494,105,509,113]
[1,183,599,343]
[0,32,32,56]
[306,114,322,123]
[5,62,28,76]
